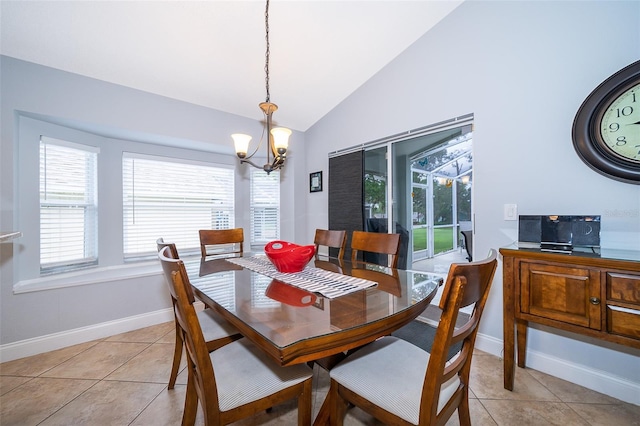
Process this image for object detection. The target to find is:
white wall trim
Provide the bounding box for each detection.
[13,261,162,294]
[0,308,174,362]
[474,333,640,406]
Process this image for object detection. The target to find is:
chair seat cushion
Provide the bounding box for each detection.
[197,309,239,341]
[212,339,313,411]
[330,336,460,425]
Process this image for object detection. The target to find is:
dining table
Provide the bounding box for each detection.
[184,253,443,425]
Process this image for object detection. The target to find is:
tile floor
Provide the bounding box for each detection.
[1,321,638,426]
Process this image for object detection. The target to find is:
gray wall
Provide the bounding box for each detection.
[0,55,306,348]
[1,0,639,404]
[303,0,640,402]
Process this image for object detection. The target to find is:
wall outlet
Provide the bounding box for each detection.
[504,204,518,221]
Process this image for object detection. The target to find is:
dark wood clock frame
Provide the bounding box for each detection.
[572,60,640,184]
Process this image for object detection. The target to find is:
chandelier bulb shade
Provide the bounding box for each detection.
[232,0,290,175]
[271,127,291,153]
[232,134,252,158]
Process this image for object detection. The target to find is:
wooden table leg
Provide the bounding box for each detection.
[516,319,528,368]
[502,256,516,391]
[503,317,515,390]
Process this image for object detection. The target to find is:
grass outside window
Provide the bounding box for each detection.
[412,226,455,253]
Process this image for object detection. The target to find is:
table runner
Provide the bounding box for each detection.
[226,255,377,299]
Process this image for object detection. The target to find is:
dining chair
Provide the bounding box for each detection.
[329,249,498,426]
[156,238,242,390]
[199,228,244,258]
[314,228,347,259]
[461,230,473,262]
[158,245,313,425]
[350,230,401,268]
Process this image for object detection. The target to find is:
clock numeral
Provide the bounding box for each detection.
[608,123,620,132]
[614,136,627,146]
[615,105,633,117]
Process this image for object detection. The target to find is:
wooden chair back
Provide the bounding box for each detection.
[328,249,497,426]
[156,237,195,303]
[420,248,498,425]
[158,246,222,422]
[199,228,244,258]
[350,230,401,268]
[314,229,347,259]
[158,246,313,425]
[156,237,179,258]
[157,238,242,390]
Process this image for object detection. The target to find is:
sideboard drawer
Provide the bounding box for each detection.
[607,272,640,304]
[607,305,640,339]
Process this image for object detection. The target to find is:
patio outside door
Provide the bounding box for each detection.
[400,129,473,264]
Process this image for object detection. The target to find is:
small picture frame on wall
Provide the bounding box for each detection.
[310,171,323,193]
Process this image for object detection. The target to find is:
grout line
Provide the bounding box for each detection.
[3,322,636,425]
[127,382,167,426]
[35,377,102,426]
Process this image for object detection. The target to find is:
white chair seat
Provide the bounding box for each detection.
[197,308,239,341]
[330,336,460,425]
[212,338,313,412]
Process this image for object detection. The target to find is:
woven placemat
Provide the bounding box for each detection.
[226,255,377,299]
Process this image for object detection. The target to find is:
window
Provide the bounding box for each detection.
[122,153,234,258]
[250,169,280,245]
[40,137,99,273]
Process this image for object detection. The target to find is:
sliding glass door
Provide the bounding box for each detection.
[329,115,473,269]
[394,126,473,265]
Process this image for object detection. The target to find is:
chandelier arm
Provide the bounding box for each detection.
[239,158,264,170]
[242,124,267,161]
[270,156,281,170]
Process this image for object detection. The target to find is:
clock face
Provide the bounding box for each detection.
[598,82,640,164]
[572,60,640,184]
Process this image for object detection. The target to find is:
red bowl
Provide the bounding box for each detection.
[264,240,315,273]
[265,280,317,307]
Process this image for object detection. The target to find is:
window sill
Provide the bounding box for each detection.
[13,261,163,294]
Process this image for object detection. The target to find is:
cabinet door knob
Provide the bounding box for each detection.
[590,297,601,305]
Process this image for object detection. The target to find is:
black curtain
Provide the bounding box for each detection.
[328,151,364,260]
[329,150,408,269]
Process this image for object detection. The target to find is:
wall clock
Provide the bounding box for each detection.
[572,60,640,184]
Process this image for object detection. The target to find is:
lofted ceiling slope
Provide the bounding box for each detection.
[1,1,463,132]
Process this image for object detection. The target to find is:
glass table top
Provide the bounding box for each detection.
[184,255,442,351]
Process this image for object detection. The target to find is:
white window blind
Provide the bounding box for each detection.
[250,169,280,244]
[122,153,235,258]
[251,273,279,308]
[40,137,99,273]
[185,262,236,311]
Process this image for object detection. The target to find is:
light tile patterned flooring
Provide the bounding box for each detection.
[1,321,638,425]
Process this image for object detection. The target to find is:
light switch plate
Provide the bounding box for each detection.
[504,204,518,221]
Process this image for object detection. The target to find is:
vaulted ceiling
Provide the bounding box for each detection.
[1,1,463,131]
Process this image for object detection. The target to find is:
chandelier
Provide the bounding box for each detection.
[232,0,291,174]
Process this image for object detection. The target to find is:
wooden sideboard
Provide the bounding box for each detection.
[500,247,640,391]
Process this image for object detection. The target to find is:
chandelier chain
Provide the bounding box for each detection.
[264,0,270,103]
[232,0,290,175]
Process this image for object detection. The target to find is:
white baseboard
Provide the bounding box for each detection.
[474,333,640,406]
[0,308,174,363]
